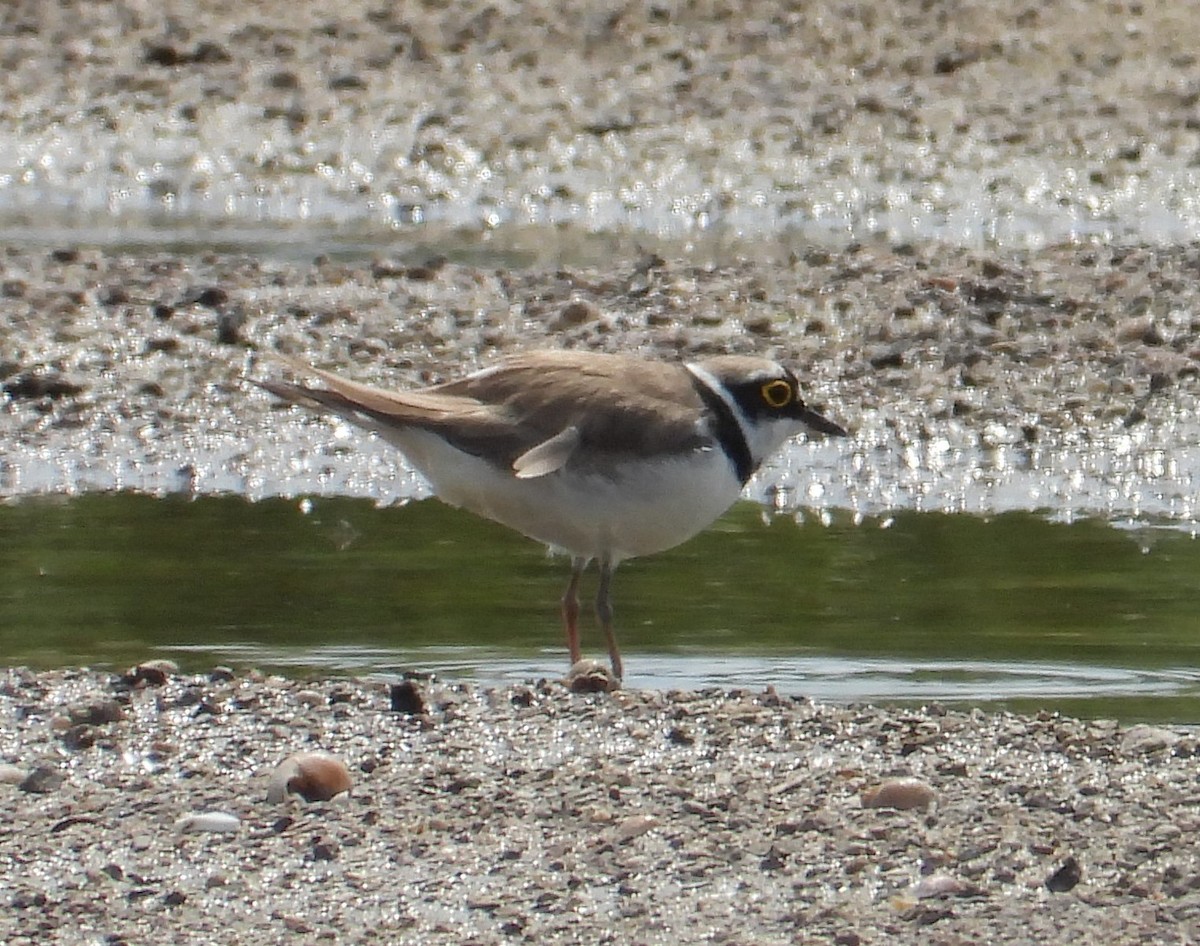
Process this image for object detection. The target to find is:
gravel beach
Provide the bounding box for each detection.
[6,2,1200,942]
[4,667,1200,945]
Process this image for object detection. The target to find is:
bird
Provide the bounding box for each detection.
[257,349,847,680]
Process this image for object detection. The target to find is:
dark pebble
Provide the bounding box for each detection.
[3,373,84,400]
[19,765,64,794]
[390,680,427,714]
[62,725,96,751]
[1046,856,1082,893]
[190,286,229,308]
[69,699,124,725]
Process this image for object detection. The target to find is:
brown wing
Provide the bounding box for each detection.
[432,351,711,468]
[259,351,710,474]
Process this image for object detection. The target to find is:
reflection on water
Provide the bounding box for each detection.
[162,644,1200,724]
[3,493,1200,721]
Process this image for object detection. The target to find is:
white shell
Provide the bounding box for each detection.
[175,811,241,834]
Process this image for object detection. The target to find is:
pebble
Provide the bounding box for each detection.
[614,814,658,843]
[123,659,179,687]
[1046,856,1083,893]
[0,668,1194,943]
[294,689,326,708]
[19,765,63,794]
[67,700,124,726]
[1119,724,1180,755]
[911,873,972,900]
[389,680,428,715]
[861,777,937,811]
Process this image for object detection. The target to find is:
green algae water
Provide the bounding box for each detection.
[2,493,1200,722]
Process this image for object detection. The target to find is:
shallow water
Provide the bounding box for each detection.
[3,492,1200,721]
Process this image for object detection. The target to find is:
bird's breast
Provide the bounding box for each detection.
[384,428,744,560]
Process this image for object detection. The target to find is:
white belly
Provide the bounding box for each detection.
[382,428,742,561]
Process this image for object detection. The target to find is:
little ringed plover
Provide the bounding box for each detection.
[258,349,847,680]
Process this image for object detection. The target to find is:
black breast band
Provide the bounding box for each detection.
[688,372,754,486]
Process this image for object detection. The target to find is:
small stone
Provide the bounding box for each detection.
[329,74,367,91]
[551,299,600,330]
[1046,856,1082,893]
[868,345,905,369]
[190,286,229,308]
[68,700,124,725]
[404,256,447,280]
[216,308,244,345]
[861,777,936,810]
[1120,724,1179,755]
[266,752,353,803]
[3,373,84,400]
[62,725,97,751]
[123,660,178,687]
[19,765,64,794]
[191,41,231,64]
[144,42,186,66]
[510,686,535,708]
[268,70,301,90]
[100,285,130,305]
[743,314,775,336]
[389,680,427,714]
[614,814,658,843]
[911,873,970,899]
[310,838,338,861]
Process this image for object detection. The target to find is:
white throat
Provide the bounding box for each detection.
[685,362,803,471]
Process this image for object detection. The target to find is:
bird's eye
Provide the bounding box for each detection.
[761,379,793,409]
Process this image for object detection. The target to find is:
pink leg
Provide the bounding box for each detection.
[561,557,585,666]
[596,555,622,680]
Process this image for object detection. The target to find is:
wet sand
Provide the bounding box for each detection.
[3,667,1200,945]
[3,0,1200,241]
[3,240,1199,516]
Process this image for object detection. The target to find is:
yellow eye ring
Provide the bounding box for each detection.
[761,379,793,409]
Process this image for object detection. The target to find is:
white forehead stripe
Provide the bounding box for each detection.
[685,363,752,430]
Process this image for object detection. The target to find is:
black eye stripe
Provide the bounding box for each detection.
[729,377,800,417]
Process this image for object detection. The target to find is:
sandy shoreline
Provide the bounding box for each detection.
[3,666,1200,945]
